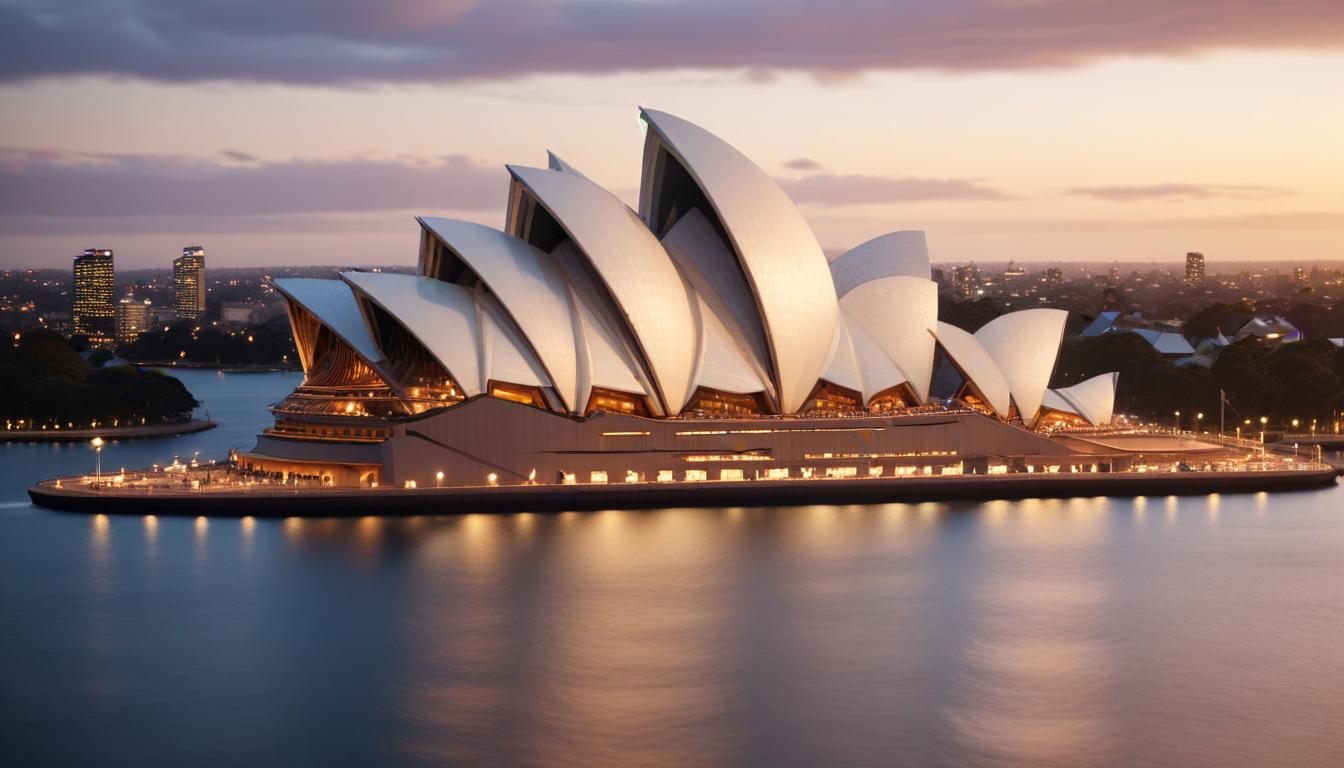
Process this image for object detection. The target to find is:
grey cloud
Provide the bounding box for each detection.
[780,173,1008,206]
[0,149,506,218]
[219,149,258,163]
[783,157,822,171]
[1,1,1342,85]
[1069,183,1290,201]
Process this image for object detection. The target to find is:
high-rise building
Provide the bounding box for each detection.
[174,246,206,321]
[115,297,153,345]
[1185,251,1205,286]
[72,248,115,344]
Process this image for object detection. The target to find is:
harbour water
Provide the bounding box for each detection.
[2,370,1342,766]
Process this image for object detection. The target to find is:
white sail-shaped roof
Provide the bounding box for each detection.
[933,321,1012,418]
[548,240,658,410]
[974,309,1068,425]
[340,271,484,396]
[1054,372,1118,426]
[838,276,938,402]
[821,319,863,394]
[821,314,911,403]
[691,294,768,395]
[546,151,588,180]
[639,108,838,414]
[660,208,774,399]
[507,165,696,413]
[417,217,578,411]
[1041,389,1081,418]
[271,278,383,367]
[847,316,910,403]
[829,231,931,297]
[479,294,551,389]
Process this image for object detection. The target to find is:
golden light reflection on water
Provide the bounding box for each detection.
[282,517,303,543]
[1207,493,1221,522]
[392,510,742,767]
[946,496,1116,766]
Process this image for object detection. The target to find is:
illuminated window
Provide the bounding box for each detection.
[624,470,640,483]
[763,468,789,480]
[657,470,674,482]
[867,466,884,477]
[825,467,857,478]
[684,469,707,482]
[589,471,608,484]
[719,468,744,481]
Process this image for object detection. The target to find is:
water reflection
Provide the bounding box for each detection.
[8,484,1344,767]
[943,497,1115,767]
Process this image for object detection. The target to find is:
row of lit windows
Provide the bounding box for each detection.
[555,463,972,484]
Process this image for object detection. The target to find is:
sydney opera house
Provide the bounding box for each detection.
[242,109,1120,489]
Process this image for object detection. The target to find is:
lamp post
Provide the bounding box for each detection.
[1174,410,1181,433]
[1196,412,1204,433]
[91,436,104,486]
[435,471,444,488]
[1260,416,1268,456]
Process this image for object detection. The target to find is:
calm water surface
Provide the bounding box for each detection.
[2,370,1342,767]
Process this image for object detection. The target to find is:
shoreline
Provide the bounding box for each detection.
[138,362,301,372]
[2,419,217,444]
[27,465,1337,516]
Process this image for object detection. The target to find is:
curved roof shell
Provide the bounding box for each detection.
[1054,372,1118,425]
[838,276,938,402]
[417,217,578,411]
[271,277,383,368]
[638,108,838,414]
[933,321,1012,418]
[974,308,1068,425]
[660,208,774,400]
[340,271,484,396]
[1041,389,1081,418]
[691,293,768,395]
[507,165,696,413]
[829,231,931,297]
[547,240,658,409]
[478,294,551,389]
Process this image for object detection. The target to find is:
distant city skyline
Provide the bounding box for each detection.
[1,2,1342,269]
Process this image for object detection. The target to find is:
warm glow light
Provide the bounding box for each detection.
[487,472,498,486]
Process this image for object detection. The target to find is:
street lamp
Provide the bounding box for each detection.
[1196,412,1204,432]
[90,436,104,486]
[1174,410,1181,433]
[435,471,444,488]
[1291,418,1300,431]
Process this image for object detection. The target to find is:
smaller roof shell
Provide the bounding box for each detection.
[975,308,1068,425]
[1053,372,1119,425]
[829,231,931,297]
[271,278,383,366]
[340,271,484,396]
[933,322,1012,418]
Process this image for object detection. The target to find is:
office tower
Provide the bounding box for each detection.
[1185,251,1205,286]
[115,297,152,345]
[174,246,206,321]
[72,248,115,343]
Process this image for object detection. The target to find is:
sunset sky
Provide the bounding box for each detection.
[1,1,1342,269]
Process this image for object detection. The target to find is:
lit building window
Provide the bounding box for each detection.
[684,469,707,482]
[589,470,608,484]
